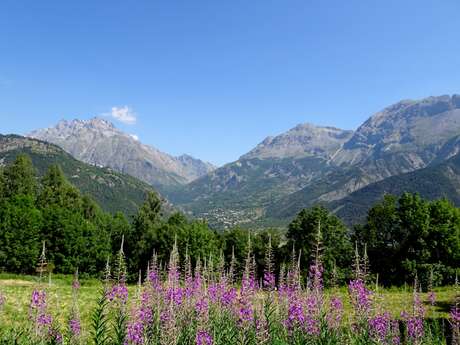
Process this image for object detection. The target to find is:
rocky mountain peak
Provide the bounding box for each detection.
[86,117,115,129]
[37,117,119,141]
[54,117,114,130]
[361,95,460,129]
[341,94,460,154]
[242,122,353,160]
[28,118,216,190]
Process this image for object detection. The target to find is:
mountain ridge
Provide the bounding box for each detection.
[24,94,460,228]
[28,117,216,193]
[173,94,460,228]
[241,123,354,160]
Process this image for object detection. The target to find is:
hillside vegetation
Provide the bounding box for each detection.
[0,135,156,216]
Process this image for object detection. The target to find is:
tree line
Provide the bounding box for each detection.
[0,154,458,286]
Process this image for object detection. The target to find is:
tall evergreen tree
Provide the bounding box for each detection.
[286,205,352,285]
[0,195,42,273]
[126,191,164,274]
[3,154,37,198]
[38,164,110,274]
[39,164,81,209]
[0,155,41,272]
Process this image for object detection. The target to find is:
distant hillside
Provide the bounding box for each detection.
[0,135,157,216]
[329,152,460,225]
[171,124,352,228]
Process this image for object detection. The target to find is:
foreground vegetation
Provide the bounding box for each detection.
[0,274,457,336]
[0,239,458,345]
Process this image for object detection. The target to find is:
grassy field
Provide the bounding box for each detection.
[0,273,457,341]
[0,274,103,340]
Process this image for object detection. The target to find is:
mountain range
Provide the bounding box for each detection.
[28,118,216,195]
[173,94,460,227]
[265,95,460,220]
[20,94,460,228]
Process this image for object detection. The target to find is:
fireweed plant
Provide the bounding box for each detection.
[0,236,458,345]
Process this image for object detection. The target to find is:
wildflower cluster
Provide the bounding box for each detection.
[0,241,456,345]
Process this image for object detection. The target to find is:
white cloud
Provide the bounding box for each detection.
[109,106,137,125]
[130,134,139,141]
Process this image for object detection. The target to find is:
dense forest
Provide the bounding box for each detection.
[0,154,458,287]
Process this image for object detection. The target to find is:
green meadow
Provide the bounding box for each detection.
[0,274,457,342]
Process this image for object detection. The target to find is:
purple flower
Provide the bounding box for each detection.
[196,330,213,345]
[29,288,56,339]
[263,272,276,290]
[309,263,324,292]
[368,312,391,343]
[137,306,152,325]
[348,279,372,316]
[134,291,153,325]
[108,283,129,303]
[401,288,425,342]
[148,270,161,290]
[407,316,424,341]
[72,279,80,290]
[306,295,320,317]
[304,315,320,336]
[193,272,202,291]
[37,313,52,326]
[451,306,460,325]
[30,289,47,310]
[400,311,409,320]
[221,288,237,307]
[167,266,180,287]
[413,292,425,319]
[195,298,209,316]
[69,318,81,336]
[327,297,343,330]
[126,321,144,345]
[160,310,170,324]
[238,303,254,323]
[285,298,305,331]
[49,328,63,344]
[207,283,221,303]
[166,287,184,306]
[304,294,321,336]
[241,275,257,295]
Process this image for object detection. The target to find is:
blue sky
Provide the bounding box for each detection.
[1,0,459,166]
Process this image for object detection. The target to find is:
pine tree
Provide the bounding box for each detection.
[3,154,37,198]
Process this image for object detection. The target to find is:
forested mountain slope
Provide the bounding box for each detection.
[0,134,157,216]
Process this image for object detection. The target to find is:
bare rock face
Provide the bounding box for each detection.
[176,154,216,182]
[242,124,354,160]
[28,118,216,191]
[327,95,460,188]
[334,95,460,167]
